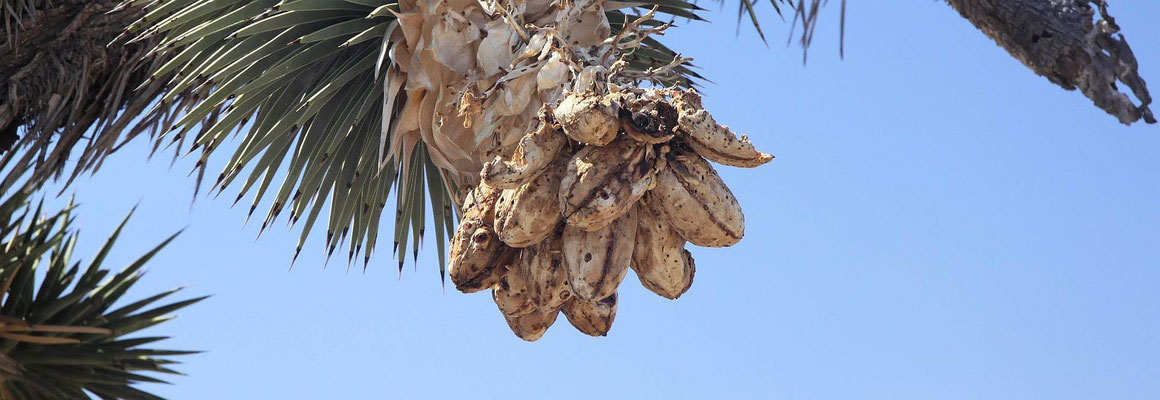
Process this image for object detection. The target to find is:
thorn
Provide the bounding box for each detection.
[290,246,302,270]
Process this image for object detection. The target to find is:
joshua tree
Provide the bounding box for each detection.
[0,0,1152,340]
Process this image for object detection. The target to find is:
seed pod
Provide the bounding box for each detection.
[618,95,677,144]
[559,139,660,232]
[553,90,619,146]
[492,265,535,317]
[449,183,516,293]
[562,207,636,301]
[631,199,695,299]
[672,90,773,168]
[650,150,745,247]
[502,307,560,342]
[493,156,567,247]
[521,233,572,310]
[562,293,618,337]
[480,110,567,189]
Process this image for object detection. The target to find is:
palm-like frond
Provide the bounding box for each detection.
[0,181,204,399]
[129,0,836,273]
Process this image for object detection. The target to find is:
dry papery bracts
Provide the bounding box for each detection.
[449,88,771,340]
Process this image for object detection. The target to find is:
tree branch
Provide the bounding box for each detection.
[947,0,1153,125]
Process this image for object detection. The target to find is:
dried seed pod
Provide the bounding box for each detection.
[558,139,660,232]
[480,110,567,189]
[562,293,618,337]
[650,150,745,247]
[502,307,560,342]
[631,199,695,299]
[493,156,567,247]
[618,95,677,144]
[521,233,572,310]
[562,207,637,301]
[492,265,535,317]
[449,184,516,293]
[553,91,619,146]
[672,91,773,168]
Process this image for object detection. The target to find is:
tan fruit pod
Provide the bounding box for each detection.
[449,183,515,293]
[649,150,745,247]
[559,139,660,232]
[631,199,696,299]
[493,156,567,247]
[502,307,561,342]
[480,109,566,190]
[617,95,678,144]
[553,90,619,146]
[521,233,573,311]
[492,266,535,317]
[562,207,637,301]
[672,90,773,168]
[562,293,618,337]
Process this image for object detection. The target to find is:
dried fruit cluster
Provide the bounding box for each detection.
[448,88,772,340]
[388,0,771,339]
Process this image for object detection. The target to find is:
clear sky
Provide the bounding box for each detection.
[39,1,1160,399]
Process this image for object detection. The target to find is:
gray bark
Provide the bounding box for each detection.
[946,0,1154,125]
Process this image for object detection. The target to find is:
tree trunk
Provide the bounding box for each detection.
[0,1,172,187]
[946,0,1154,125]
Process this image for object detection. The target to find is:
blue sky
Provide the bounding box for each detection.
[39,1,1160,399]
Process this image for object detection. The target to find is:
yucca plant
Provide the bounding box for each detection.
[119,0,1153,339]
[120,0,793,270]
[0,180,204,398]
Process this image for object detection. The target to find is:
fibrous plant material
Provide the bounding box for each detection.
[0,0,188,191]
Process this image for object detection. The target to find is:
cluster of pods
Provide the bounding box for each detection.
[447,87,772,340]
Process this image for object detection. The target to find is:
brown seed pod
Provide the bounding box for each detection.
[493,155,567,247]
[502,307,560,342]
[559,139,660,232]
[562,293,618,337]
[672,90,773,168]
[480,109,567,189]
[562,207,637,301]
[449,183,516,293]
[553,90,619,146]
[492,265,535,317]
[650,150,745,247]
[631,199,696,299]
[521,233,572,310]
[617,95,678,144]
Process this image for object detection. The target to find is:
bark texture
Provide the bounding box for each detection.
[0,1,175,188]
[947,0,1154,125]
